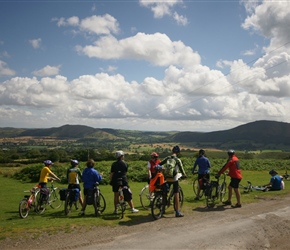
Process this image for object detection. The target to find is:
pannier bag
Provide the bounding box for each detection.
[59,188,67,201]
[86,188,95,205]
[69,188,80,202]
[40,188,50,202]
[122,186,132,202]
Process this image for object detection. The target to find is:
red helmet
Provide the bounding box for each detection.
[151,152,159,157]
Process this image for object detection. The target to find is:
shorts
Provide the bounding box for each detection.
[167,180,179,193]
[229,178,241,188]
[112,180,129,193]
[68,184,81,191]
[39,182,47,188]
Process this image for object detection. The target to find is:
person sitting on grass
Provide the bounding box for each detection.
[264,170,282,191]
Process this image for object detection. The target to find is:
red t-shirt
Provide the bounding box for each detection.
[218,155,242,179]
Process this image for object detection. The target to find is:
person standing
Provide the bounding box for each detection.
[159,145,187,217]
[110,150,139,214]
[148,152,161,182]
[218,149,242,208]
[67,159,83,208]
[79,159,102,216]
[39,160,61,188]
[192,149,211,200]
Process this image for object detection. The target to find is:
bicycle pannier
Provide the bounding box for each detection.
[86,189,94,205]
[204,182,211,196]
[122,186,132,202]
[69,188,79,202]
[40,187,50,201]
[59,188,67,201]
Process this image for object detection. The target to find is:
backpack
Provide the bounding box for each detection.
[164,156,178,178]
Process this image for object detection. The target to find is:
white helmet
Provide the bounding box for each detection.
[115,150,124,158]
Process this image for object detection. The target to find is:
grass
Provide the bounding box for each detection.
[1,171,290,241]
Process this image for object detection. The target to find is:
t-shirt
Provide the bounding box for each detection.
[270,175,282,190]
[67,167,82,184]
[110,160,128,184]
[82,167,102,189]
[39,166,52,183]
[192,156,211,174]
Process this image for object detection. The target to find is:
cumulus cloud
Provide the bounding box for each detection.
[139,0,187,25]
[32,65,61,77]
[29,38,42,49]
[0,60,16,77]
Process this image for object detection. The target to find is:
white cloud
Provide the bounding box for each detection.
[32,65,61,77]
[0,60,16,77]
[29,38,42,49]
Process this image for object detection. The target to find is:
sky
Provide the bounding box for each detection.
[0,0,290,132]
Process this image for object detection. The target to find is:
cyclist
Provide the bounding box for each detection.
[39,160,61,188]
[79,159,103,216]
[110,150,139,214]
[217,149,242,208]
[264,170,282,191]
[67,159,83,208]
[148,152,161,183]
[192,149,211,200]
[159,145,187,217]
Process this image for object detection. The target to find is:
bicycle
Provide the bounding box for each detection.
[139,183,152,210]
[239,180,253,193]
[151,173,184,220]
[116,178,127,219]
[85,182,106,216]
[36,179,63,214]
[204,173,227,208]
[19,185,40,218]
[192,172,208,199]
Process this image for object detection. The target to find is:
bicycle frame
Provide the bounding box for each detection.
[205,173,227,208]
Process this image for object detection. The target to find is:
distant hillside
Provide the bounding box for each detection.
[171,120,290,150]
[0,120,290,150]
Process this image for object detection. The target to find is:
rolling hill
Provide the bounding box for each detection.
[0,120,290,150]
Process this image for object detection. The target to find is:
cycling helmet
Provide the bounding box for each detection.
[43,160,53,166]
[151,152,159,158]
[154,165,163,172]
[269,169,277,175]
[172,145,180,153]
[115,150,124,158]
[227,149,235,155]
[71,159,79,166]
[199,149,205,155]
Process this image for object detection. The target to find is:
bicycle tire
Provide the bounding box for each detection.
[151,193,165,220]
[120,202,126,219]
[205,186,215,208]
[219,182,227,202]
[36,193,46,214]
[19,199,29,219]
[98,193,106,213]
[49,189,63,209]
[139,184,152,210]
[193,178,204,198]
[94,191,100,217]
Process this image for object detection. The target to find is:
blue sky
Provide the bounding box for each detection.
[0,0,290,132]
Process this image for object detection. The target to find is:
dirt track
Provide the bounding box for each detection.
[3,195,290,250]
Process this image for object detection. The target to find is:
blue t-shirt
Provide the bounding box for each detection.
[270,175,282,190]
[82,167,102,189]
[192,155,211,174]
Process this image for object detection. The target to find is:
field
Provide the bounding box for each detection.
[1,163,290,243]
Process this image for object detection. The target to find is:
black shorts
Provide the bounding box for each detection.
[112,180,129,193]
[229,178,241,188]
[167,180,179,193]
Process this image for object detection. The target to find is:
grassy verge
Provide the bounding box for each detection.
[1,171,289,241]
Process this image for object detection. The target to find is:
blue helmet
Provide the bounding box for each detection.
[154,165,163,172]
[43,160,53,166]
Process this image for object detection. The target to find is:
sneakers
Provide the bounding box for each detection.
[175,212,184,217]
[231,203,242,208]
[131,208,139,213]
[222,200,232,206]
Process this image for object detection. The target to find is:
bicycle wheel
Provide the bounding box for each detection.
[151,193,165,220]
[19,199,29,219]
[49,189,63,209]
[64,193,71,215]
[219,182,227,202]
[139,184,152,210]
[36,194,46,214]
[98,193,106,213]
[193,178,203,198]
[119,202,126,219]
[94,191,100,217]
